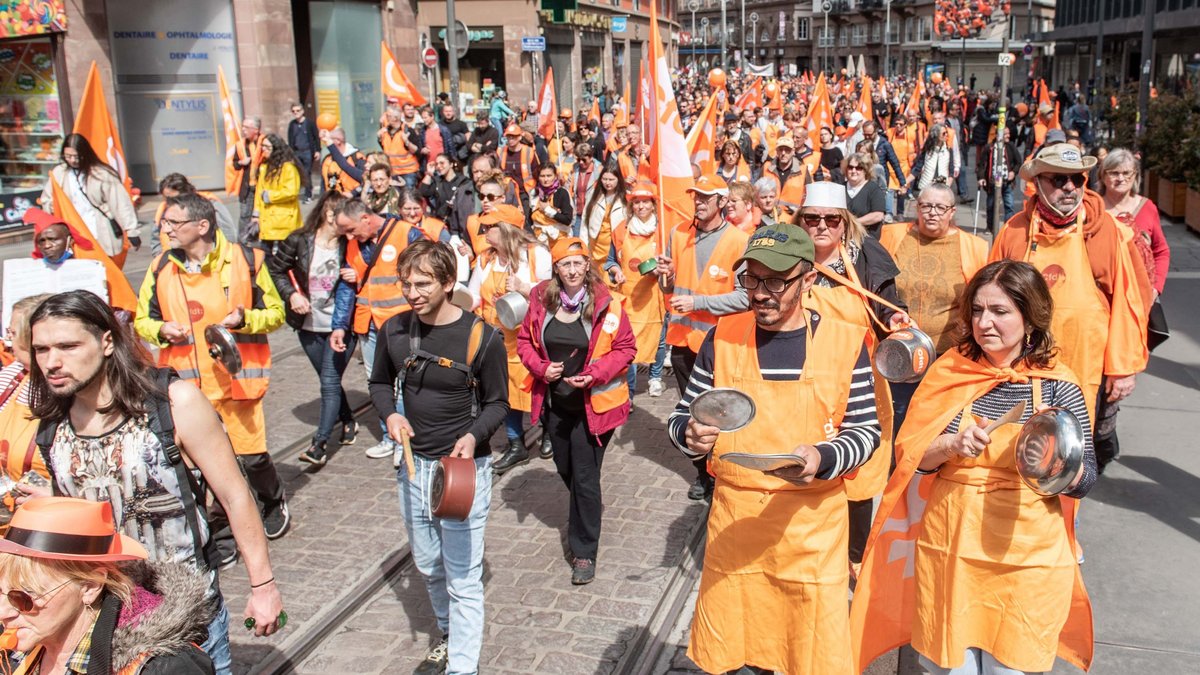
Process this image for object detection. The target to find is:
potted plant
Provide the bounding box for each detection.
[1142,95,1192,218]
[1184,122,1200,232]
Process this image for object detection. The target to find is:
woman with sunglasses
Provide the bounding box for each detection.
[463,171,509,258]
[516,238,636,585]
[843,152,887,236]
[469,204,553,474]
[0,497,215,674]
[268,190,359,467]
[581,164,627,272]
[795,182,909,582]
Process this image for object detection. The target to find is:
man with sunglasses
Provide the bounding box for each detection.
[656,173,750,501]
[991,143,1152,473]
[667,223,880,674]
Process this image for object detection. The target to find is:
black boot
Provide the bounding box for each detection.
[493,438,530,475]
[539,431,554,459]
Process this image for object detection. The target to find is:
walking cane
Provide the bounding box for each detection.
[971,189,982,237]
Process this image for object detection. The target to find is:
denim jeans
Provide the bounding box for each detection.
[361,325,403,450]
[571,215,582,237]
[298,329,355,444]
[200,596,232,675]
[504,410,525,440]
[398,454,493,675]
[918,648,1034,675]
[984,184,1016,231]
[884,189,897,218]
[626,319,669,395]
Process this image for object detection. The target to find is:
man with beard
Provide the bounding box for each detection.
[465,114,500,165]
[990,143,1151,472]
[27,290,286,675]
[667,223,881,674]
[655,173,749,501]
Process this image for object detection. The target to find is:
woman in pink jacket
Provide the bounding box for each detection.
[517,237,636,586]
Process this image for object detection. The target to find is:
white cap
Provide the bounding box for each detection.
[849,111,865,126]
[802,182,848,210]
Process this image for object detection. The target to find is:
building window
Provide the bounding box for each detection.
[904,17,914,42]
[871,21,881,43]
[839,26,848,46]
[887,20,900,44]
[852,24,866,46]
[795,15,809,41]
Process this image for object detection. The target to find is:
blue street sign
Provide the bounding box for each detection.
[522,37,546,52]
[612,16,627,32]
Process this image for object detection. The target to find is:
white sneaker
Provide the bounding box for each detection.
[647,378,665,398]
[365,439,395,459]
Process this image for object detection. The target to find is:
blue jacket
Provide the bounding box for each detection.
[872,136,906,188]
[331,227,432,333]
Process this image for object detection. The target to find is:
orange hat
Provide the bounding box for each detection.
[551,237,587,264]
[478,204,525,228]
[25,207,93,257]
[628,180,658,200]
[559,108,573,119]
[504,123,523,137]
[0,497,148,562]
[686,173,729,196]
[1015,102,1029,117]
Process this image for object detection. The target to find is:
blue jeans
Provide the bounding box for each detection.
[571,215,582,237]
[884,189,896,218]
[399,173,419,189]
[200,596,232,675]
[361,325,404,448]
[398,454,493,675]
[985,184,1016,231]
[505,410,525,440]
[919,648,1032,675]
[298,329,355,444]
[626,319,670,395]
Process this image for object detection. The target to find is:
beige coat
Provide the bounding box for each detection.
[41,163,140,250]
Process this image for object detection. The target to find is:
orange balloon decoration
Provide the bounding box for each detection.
[709,68,726,90]
[316,112,338,131]
[931,72,944,85]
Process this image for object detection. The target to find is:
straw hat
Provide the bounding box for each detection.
[1018,143,1098,181]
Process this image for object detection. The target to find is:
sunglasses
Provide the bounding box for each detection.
[801,213,844,229]
[5,579,71,613]
[479,193,503,202]
[845,165,863,171]
[1042,173,1086,190]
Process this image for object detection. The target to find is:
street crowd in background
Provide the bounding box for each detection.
[0,55,1175,675]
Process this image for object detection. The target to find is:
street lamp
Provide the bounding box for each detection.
[740,0,746,70]
[750,12,759,69]
[884,0,892,78]
[821,1,831,76]
[721,0,728,69]
[689,0,699,69]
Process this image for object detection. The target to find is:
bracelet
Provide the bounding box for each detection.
[250,577,275,589]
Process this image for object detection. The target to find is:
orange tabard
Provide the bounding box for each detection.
[476,248,538,412]
[612,223,666,363]
[665,224,749,353]
[1018,214,1108,415]
[155,244,271,402]
[878,222,988,283]
[688,311,863,675]
[346,218,414,335]
[588,198,620,273]
[0,378,48,482]
[380,126,419,177]
[849,349,1093,674]
[803,248,894,501]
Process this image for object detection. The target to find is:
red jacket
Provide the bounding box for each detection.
[517,280,637,437]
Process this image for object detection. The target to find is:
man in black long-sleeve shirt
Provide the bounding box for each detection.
[287,103,320,202]
[365,240,507,675]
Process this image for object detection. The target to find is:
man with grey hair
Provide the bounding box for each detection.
[753,176,780,226]
[232,117,262,238]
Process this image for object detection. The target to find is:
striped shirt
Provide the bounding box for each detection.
[0,362,31,412]
[668,311,881,480]
[925,377,1098,499]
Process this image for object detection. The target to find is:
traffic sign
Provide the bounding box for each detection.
[612,16,627,32]
[421,47,438,69]
[1023,43,1034,56]
[997,52,1016,66]
[821,1,832,13]
[443,20,469,59]
[749,12,759,23]
[521,37,546,52]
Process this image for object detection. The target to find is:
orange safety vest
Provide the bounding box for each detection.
[380,125,419,177]
[416,216,446,242]
[346,217,414,334]
[498,143,536,192]
[465,213,490,258]
[151,243,271,401]
[321,153,363,196]
[666,223,749,353]
[156,191,219,251]
[0,373,48,486]
[526,290,631,414]
[850,350,1093,674]
[476,246,541,412]
[226,138,262,196]
[689,311,863,674]
[611,221,666,364]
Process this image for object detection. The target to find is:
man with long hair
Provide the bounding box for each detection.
[134,192,289,566]
[26,290,286,675]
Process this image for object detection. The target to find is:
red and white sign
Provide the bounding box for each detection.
[422,47,438,69]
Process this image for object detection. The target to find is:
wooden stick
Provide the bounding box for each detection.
[400,431,415,480]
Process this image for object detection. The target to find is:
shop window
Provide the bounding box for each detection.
[310,1,382,151]
[0,37,62,226]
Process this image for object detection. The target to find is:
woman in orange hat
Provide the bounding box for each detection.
[0,497,215,674]
[516,238,636,585]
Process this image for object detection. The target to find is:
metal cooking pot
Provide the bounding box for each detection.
[496,292,529,331]
[875,328,935,383]
[1015,407,1085,496]
[204,324,242,375]
[690,388,756,432]
[431,456,477,520]
[449,283,474,312]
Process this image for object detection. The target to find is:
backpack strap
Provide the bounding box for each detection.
[34,418,61,489]
[398,315,497,418]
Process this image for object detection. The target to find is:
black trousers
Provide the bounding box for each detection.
[848,499,874,565]
[1094,375,1120,473]
[545,406,613,560]
[671,347,711,484]
[208,452,285,553]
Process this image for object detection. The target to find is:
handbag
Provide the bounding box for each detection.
[76,171,125,238]
[1148,299,1169,352]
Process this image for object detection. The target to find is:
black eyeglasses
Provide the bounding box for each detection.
[1043,173,1086,190]
[738,272,806,294]
[479,193,503,202]
[800,213,844,229]
[5,579,71,613]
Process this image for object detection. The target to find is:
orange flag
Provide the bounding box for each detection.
[685,90,720,176]
[622,78,631,125]
[218,65,244,196]
[48,178,137,309]
[587,97,601,127]
[381,42,427,106]
[735,77,763,111]
[536,67,557,140]
[804,72,834,150]
[856,76,873,121]
[646,1,695,251]
[73,62,131,194]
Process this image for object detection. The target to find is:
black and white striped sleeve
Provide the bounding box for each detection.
[667,330,718,458]
[813,344,883,480]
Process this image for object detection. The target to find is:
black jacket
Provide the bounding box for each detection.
[531,186,574,228]
[466,126,500,163]
[976,139,1021,189]
[852,236,907,341]
[444,118,470,161]
[288,117,319,153]
[268,228,348,330]
[419,171,471,223]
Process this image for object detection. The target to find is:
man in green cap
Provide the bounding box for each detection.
[666,223,882,674]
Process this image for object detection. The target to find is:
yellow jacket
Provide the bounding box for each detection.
[253,163,302,242]
[134,231,285,347]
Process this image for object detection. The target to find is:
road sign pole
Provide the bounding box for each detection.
[994,9,1010,237]
[446,0,461,112]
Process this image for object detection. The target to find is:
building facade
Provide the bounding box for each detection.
[678,0,816,75]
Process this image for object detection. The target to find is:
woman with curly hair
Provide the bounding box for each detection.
[253,133,303,251]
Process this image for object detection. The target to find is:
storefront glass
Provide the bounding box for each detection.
[431,26,505,117]
[309,0,381,151]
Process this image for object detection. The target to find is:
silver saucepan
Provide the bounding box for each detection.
[496,292,529,331]
[1015,407,1085,496]
[875,327,935,383]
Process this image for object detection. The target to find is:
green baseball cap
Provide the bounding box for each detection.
[735,223,816,272]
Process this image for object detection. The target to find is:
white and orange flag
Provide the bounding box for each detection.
[637,59,651,138]
[734,77,763,112]
[536,67,557,140]
[856,76,873,122]
[218,65,244,196]
[685,90,719,176]
[381,42,427,106]
[803,72,834,150]
[74,62,131,194]
[646,0,695,251]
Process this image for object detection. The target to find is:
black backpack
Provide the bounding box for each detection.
[35,368,215,569]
